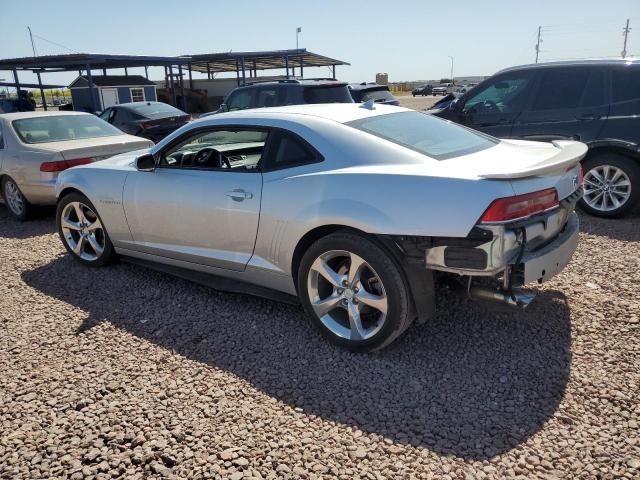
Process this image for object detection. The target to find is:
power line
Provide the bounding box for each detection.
[31,33,79,54]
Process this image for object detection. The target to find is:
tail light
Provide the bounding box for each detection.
[480,188,559,223]
[40,157,92,173]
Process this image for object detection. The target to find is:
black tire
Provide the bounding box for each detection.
[297,230,414,352]
[56,192,116,267]
[1,177,32,221]
[579,153,640,218]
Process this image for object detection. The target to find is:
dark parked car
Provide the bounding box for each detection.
[412,85,433,96]
[433,59,640,217]
[348,83,399,105]
[98,101,190,143]
[202,79,353,117]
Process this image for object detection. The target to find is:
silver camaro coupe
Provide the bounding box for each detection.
[55,104,585,351]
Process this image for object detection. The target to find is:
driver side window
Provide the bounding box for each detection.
[159,128,268,171]
[462,74,534,114]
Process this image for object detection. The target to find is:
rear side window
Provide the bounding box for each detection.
[612,68,640,103]
[254,87,281,108]
[303,85,353,104]
[360,89,395,102]
[265,131,321,169]
[531,68,590,110]
[227,90,253,111]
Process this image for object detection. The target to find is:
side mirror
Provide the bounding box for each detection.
[219,103,229,113]
[135,153,156,172]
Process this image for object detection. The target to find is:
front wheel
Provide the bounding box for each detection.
[579,154,639,218]
[57,192,115,266]
[2,177,32,221]
[297,231,414,352]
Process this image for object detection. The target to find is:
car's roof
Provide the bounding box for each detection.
[211,103,408,124]
[0,111,90,121]
[498,58,640,74]
[237,79,347,89]
[115,101,165,108]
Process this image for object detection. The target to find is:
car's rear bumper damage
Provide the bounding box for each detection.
[386,188,582,310]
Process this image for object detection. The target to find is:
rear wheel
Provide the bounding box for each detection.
[297,231,414,352]
[580,153,639,218]
[2,177,32,221]
[57,192,115,266]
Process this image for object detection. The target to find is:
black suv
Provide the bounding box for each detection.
[348,83,399,105]
[215,78,353,114]
[433,59,640,217]
[412,85,433,96]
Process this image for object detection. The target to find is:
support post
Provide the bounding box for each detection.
[169,66,176,106]
[240,57,246,86]
[332,65,336,79]
[207,64,211,80]
[299,56,303,79]
[36,72,46,111]
[253,59,257,79]
[235,60,240,86]
[178,64,185,111]
[124,66,128,76]
[285,56,289,79]
[12,68,21,96]
[188,64,193,90]
[145,66,149,79]
[86,64,98,113]
[102,68,107,76]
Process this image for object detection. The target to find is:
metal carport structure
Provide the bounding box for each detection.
[0,49,349,113]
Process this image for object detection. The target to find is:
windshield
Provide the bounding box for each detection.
[126,102,185,118]
[13,115,123,144]
[303,85,353,104]
[347,111,498,160]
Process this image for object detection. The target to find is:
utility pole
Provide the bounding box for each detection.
[448,56,454,84]
[296,27,301,49]
[27,26,37,56]
[622,19,631,58]
[535,26,542,63]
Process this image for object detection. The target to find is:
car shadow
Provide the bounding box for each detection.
[0,205,56,239]
[577,208,640,242]
[22,256,572,460]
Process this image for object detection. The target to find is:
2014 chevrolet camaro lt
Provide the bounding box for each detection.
[55,104,584,351]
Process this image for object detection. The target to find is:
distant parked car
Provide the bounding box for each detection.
[432,84,451,96]
[98,102,190,143]
[55,103,583,351]
[432,59,640,217]
[0,111,153,220]
[0,97,35,113]
[201,79,354,117]
[348,83,399,106]
[412,85,433,96]
[455,83,478,93]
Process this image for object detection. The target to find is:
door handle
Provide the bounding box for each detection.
[226,189,253,201]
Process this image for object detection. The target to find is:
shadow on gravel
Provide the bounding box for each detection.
[23,256,572,460]
[577,208,640,242]
[0,206,56,239]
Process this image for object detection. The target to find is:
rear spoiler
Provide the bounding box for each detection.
[478,141,588,179]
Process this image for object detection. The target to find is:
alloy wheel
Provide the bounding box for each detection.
[307,250,388,341]
[4,180,25,216]
[60,201,106,262]
[583,164,632,212]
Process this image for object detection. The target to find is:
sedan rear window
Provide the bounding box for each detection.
[13,115,123,144]
[347,111,497,160]
[303,85,354,104]
[126,102,185,118]
[352,88,396,103]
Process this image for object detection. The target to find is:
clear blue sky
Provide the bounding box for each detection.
[1,0,638,87]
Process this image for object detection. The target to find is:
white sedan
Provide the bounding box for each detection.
[0,111,153,220]
[55,104,584,351]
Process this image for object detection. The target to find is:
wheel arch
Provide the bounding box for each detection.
[58,186,87,201]
[585,142,640,163]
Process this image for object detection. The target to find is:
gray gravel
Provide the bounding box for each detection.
[1,204,639,479]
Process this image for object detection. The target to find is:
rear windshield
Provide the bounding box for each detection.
[360,88,395,102]
[13,115,123,144]
[347,111,497,160]
[303,85,354,104]
[125,102,185,118]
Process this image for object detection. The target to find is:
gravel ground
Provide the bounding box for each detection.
[396,94,440,111]
[1,203,639,480]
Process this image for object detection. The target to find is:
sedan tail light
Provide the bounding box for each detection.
[479,188,559,223]
[40,157,93,173]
